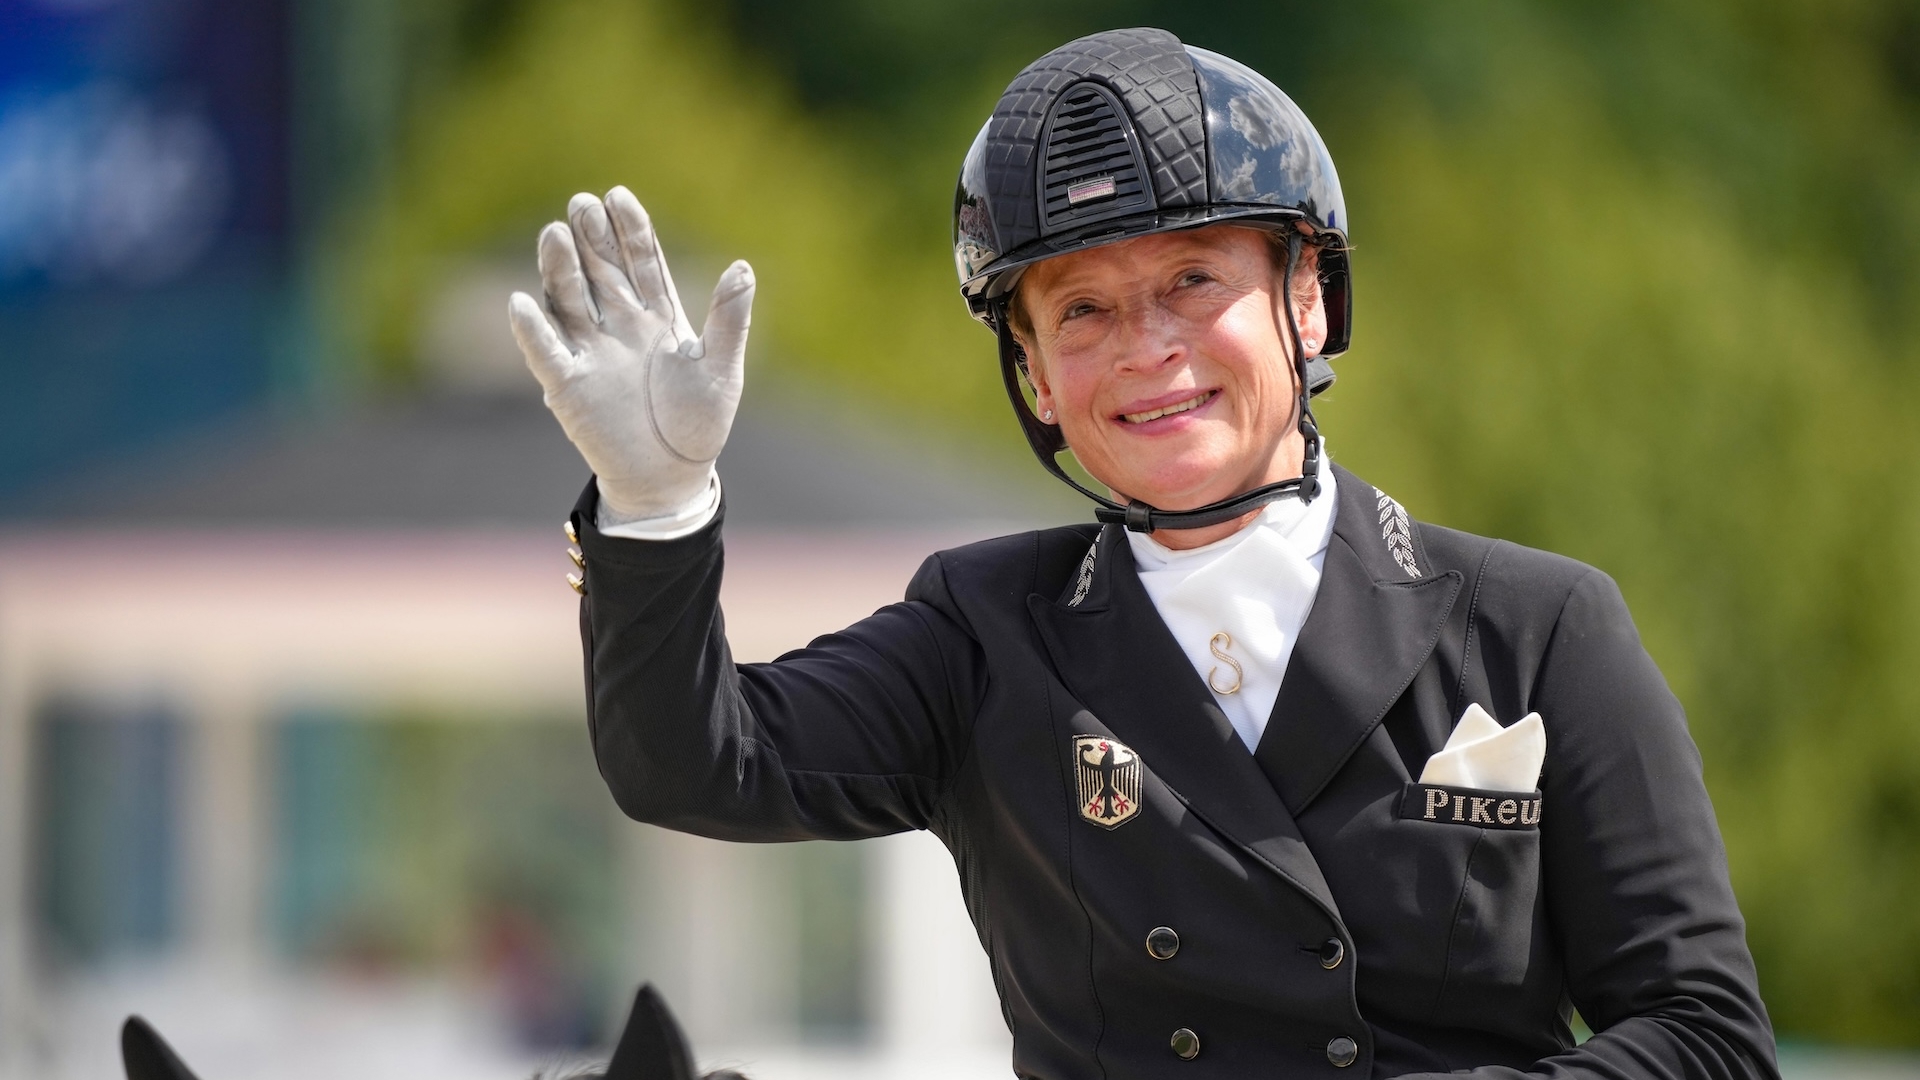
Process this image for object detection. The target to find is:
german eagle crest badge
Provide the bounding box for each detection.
[1074,734,1143,828]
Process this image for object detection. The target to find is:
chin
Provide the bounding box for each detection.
[1116,460,1239,510]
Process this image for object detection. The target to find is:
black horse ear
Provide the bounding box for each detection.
[603,983,697,1080]
[121,1016,203,1080]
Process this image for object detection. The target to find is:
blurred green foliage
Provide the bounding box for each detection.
[310,0,1920,1043]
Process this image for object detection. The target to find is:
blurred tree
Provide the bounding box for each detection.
[315,0,1920,1044]
[313,0,1026,474]
[711,0,1920,1042]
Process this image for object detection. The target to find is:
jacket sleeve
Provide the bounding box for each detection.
[1411,569,1779,1080]
[572,484,987,843]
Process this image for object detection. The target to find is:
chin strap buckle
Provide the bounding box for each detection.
[1123,502,1155,533]
[1297,408,1323,504]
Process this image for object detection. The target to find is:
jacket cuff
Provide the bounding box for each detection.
[570,477,724,571]
[597,474,721,541]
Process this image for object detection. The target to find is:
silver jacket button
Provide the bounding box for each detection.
[1319,937,1345,969]
[1170,1028,1200,1060]
[1326,1035,1358,1068]
[1146,926,1180,960]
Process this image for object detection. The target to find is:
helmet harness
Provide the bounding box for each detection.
[954,29,1350,532]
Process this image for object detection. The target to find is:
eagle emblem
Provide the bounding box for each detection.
[1073,735,1143,829]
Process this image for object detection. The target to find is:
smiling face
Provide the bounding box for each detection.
[1012,225,1327,543]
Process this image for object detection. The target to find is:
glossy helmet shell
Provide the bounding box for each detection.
[953,27,1352,363]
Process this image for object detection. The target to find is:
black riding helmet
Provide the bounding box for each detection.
[953,27,1351,532]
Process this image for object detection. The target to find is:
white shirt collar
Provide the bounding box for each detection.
[1125,451,1339,574]
[1124,450,1339,753]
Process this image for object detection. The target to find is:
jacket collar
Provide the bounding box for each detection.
[1251,462,1462,815]
[1029,522,1342,918]
[1027,462,1462,910]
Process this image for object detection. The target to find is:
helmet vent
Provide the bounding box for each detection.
[1038,82,1154,234]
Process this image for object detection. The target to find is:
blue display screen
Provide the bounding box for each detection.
[0,0,288,292]
[0,0,290,504]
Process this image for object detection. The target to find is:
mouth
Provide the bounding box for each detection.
[1120,390,1217,425]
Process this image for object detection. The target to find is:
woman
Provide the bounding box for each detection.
[508,28,1777,1080]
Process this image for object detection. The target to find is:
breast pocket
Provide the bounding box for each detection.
[1398,782,1544,1017]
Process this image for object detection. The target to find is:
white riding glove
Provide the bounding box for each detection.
[508,186,754,535]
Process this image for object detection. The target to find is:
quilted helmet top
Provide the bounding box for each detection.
[953,27,1351,356]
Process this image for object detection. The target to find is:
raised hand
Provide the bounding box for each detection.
[508,186,754,526]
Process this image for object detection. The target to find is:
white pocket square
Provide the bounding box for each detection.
[1417,703,1546,791]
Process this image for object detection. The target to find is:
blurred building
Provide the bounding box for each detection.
[0,0,1058,1072]
[0,345,1065,1077]
[0,1,1059,1071]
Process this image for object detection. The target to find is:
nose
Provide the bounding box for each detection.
[1111,296,1185,374]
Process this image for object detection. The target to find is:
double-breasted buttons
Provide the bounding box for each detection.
[1326,1036,1358,1068]
[1169,1028,1200,1060]
[1319,937,1345,969]
[1146,926,1180,960]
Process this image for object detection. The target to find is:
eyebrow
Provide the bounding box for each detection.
[1028,236,1262,305]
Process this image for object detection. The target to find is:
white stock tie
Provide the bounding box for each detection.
[1129,459,1338,753]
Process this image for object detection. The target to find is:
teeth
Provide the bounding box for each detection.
[1123,391,1213,424]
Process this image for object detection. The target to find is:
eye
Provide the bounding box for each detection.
[1176,270,1214,288]
[1061,300,1099,321]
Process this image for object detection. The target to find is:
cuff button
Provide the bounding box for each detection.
[1169,1028,1200,1060]
[1145,926,1180,960]
[1326,1036,1358,1068]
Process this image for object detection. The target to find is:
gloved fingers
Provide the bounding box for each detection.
[692,260,755,375]
[507,291,578,392]
[604,186,693,341]
[567,192,642,323]
[537,221,600,342]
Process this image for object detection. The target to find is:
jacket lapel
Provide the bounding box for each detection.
[1028,525,1339,917]
[1254,462,1464,815]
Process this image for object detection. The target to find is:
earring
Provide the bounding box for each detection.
[1042,409,1054,422]
[1302,338,1318,350]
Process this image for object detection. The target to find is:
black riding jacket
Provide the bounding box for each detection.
[570,461,1777,1080]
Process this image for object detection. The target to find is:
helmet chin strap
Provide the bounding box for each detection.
[994,232,1323,534]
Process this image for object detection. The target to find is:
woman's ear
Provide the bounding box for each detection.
[1300,283,1329,358]
[1020,339,1060,425]
[1283,268,1329,359]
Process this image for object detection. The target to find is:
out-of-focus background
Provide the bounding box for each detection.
[2,0,1919,1076]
